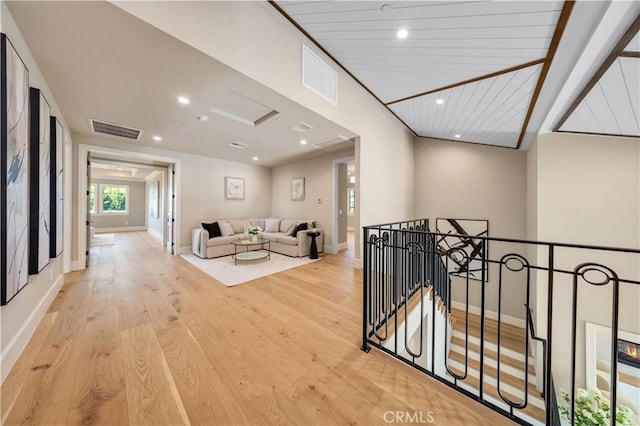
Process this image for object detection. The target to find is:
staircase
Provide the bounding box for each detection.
[446,309,545,425]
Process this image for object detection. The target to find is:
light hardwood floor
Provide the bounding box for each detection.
[2,231,514,425]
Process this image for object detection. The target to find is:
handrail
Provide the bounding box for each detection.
[362,218,639,426]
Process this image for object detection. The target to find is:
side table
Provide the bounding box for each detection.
[306,230,321,259]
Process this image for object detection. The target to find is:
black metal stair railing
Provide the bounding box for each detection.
[361,219,640,426]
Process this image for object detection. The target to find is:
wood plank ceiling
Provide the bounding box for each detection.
[556,19,640,138]
[272,1,638,147]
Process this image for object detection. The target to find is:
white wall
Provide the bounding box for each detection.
[413,137,528,320]
[113,1,416,266]
[531,132,640,391]
[0,2,68,383]
[271,149,353,249]
[91,178,146,230]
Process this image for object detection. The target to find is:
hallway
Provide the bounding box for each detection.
[2,232,512,425]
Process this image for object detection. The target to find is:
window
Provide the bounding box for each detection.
[101,185,128,213]
[89,184,96,214]
[347,188,355,216]
[90,184,129,215]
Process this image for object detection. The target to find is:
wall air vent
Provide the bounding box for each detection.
[229,141,249,149]
[290,122,313,133]
[89,119,142,141]
[302,44,338,105]
[312,135,352,151]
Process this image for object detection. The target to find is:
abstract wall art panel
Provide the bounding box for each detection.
[29,87,50,274]
[436,218,489,282]
[1,34,30,305]
[50,117,63,257]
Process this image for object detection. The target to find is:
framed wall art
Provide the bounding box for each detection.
[50,116,63,258]
[291,177,305,201]
[29,87,50,274]
[436,218,489,281]
[225,176,244,200]
[1,33,30,305]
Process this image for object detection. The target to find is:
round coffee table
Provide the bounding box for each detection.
[232,238,271,265]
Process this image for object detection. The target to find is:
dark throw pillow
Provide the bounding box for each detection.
[202,221,222,238]
[291,222,308,235]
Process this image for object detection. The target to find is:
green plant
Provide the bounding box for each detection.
[559,388,636,426]
[247,226,261,235]
[311,220,318,229]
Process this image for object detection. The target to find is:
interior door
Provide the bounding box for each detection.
[166,164,175,254]
[85,152,92,267]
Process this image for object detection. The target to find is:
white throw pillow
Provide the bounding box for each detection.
[265,218,281,233]
[219,221,234,236]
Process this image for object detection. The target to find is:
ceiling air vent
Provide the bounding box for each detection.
[312,135,352,151]
[229,141,249,149]
[89,119,142,141]
[290,122,313,133]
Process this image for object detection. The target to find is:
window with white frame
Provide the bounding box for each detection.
[89,184,96,214]
[347,188,355,216]
[91,184,129,215]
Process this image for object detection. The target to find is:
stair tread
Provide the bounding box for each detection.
[447,349,540,397]
[447,369,546,422]
[451,308,528,353]
[450,336,536,375]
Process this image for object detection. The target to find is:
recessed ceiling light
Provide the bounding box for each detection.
[252,156,259,161]
[178,96,190,104]
[300,139,307,145]
[153,136,162,141]
[396,29,408,39]
[436,98,444,105]
[197,114,209,121]
[454,134,461,139]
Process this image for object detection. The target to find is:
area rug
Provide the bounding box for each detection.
[91,233,115,247]
[180,252,322,287]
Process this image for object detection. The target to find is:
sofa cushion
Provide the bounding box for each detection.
[206,235,238,247]
[280,219,296,234]
[219,221,234,236]
[265,218,281,233]
[202,221,221,237]
[229,219,249,234]
[289,222,308,236]
[250,218,265,230]
[261,232,281,242]
[276,235,298,246]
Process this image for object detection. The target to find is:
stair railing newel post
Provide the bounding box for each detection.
[479,239,486,402]
[545,245,555,425]
[361,226,370,353]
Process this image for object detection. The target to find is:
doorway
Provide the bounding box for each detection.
[332,155,356,255]
[77,144,180,270]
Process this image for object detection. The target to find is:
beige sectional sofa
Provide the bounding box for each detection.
[192,218,323,259]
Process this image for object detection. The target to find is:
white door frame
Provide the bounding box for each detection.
[76,143,181,270]
[331,155,355,254]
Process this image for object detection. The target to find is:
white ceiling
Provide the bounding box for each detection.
[559,28,640,138]
[6,1,357,168]
[274,1,640,146]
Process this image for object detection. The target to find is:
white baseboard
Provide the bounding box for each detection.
[1,274,64,383]
[347,226,355,232]
[450,301,526,328]
[337,242,348,252]
[148,229,162,240]
[353,257,362,269]
[70,260,83,271]
[95,226,146,233]
[323,244,337,254]
[180,245,191,254]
